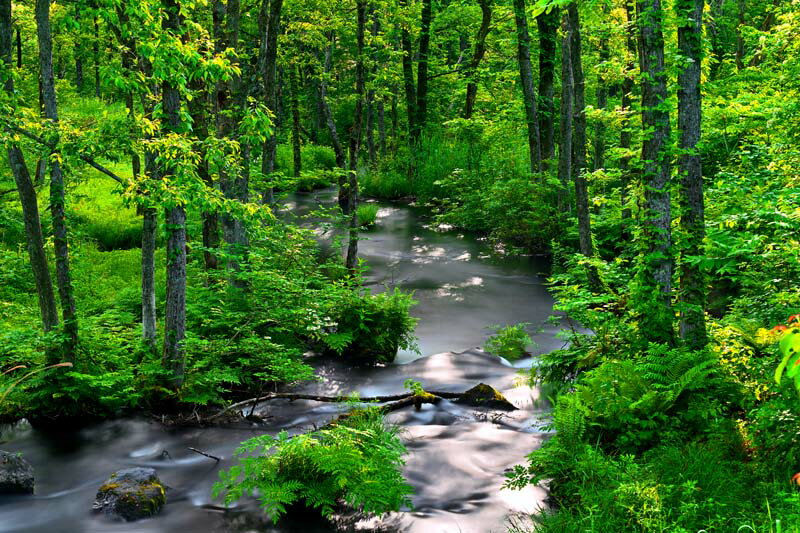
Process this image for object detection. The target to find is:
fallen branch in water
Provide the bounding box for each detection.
[188,447,221,462]
[208,383,516,422]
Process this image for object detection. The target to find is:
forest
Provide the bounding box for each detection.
[1,0,799,530]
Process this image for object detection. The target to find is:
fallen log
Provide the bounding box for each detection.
[209,383,516,422]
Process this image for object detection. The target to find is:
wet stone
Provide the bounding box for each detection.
[454,383,517,411]
[93,467,166,521]
[0,450,34,494]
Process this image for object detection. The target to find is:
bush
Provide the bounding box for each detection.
[357,203,379,227]
[276,144,337,177]
[484,323,534,362]
[213,406,414,521]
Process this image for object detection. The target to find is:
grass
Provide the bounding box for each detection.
[70,168,141,250]
[357,203,379,227]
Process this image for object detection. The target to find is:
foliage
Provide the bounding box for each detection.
[213,406,413,521]
[356,203,379,227]
[483,323,533,362]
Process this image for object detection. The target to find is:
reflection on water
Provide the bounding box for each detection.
[0,190,556,532]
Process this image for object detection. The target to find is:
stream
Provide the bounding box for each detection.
[0,191,558,533]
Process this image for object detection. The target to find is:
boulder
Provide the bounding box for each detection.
[0,451,34,494]
[454,383,516,411]
[93,467,166,521]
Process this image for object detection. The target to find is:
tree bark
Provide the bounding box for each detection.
[620,0,637,233]
[161,0,187,388]
[637,0,673,343]
[37,0,78,359]
[258,0,283,205]
[557,10,573,213]
[290,66,302,177]
[346,0,367,272]
[93,16,100,98]
[677,0,707,348]
[463,0,491,119]
[399,0,416,140]
[536,8,558,167]
[414,0,432,140]
[15,24,21,68]
[513,0,542,174]
[2,6,59,335]
[592,22,609,171]
[378,97,386,157]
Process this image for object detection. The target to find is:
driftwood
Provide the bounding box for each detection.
[209,383,516,422]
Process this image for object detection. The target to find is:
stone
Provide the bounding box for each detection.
[454,383,516,411]
[93,467,166,521]
[0,450,34,494]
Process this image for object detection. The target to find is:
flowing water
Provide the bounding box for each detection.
[0,191,559,533]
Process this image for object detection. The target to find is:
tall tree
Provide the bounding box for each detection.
[398,0,416,139]
[677,0,707,348]
[161,0,187,388]
[346,0,367,272]
[513,0,542,173]
[414,0,433,140]
[557,9,573,213]
[463,0,492,119]
[620,0,637,233]
[636,0,673,343]
[290,65,302,177]
[536,8,558,166]
[258,0,283,204]
[37,0,78,358]
[1,0,59,336]
[592,15,609,171]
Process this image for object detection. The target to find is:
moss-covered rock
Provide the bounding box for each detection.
[454,383,516,411]
[0,451,34,494]
[93,467,166,521]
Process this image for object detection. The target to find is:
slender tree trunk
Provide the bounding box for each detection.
[93,16,100,98]
[290,66,302,177]
[141,204,158,353]
[536,8,558,167]
[463,0,491,119]
[2,5,59,334]
[258,0,282,205]
[161,0,186,388]
[37,0,78,359]
[557,11,573,213]
[735,0,745,71]
[677,0,707,348]
[15,25,21,68]
[593,24,609,171]
[637,0,673,343]
[346,0,367,272]
[513,0,542,174]
[620,0,637,233]
[414,0,432,140]
[567,3,599,291]
[75,43,84,92]
[378,97,386,157]
[316,38,348,211]
[399,0,416,139]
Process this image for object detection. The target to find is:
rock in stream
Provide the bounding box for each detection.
[93,467,166,521]
[0,450,34,494]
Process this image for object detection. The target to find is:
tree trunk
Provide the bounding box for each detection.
[399,0,416,139]
[463,0,491,119]
[620,0,637,234]
[346,0,367,272]
[557,11,573,213]
[592,23,609,171]
[567,3,599,290]
[316,38,348,212]
[290,66,302,177]
[414,0,432,140]
[141,205,158,353]
[15,24,21,68]
[735,0,745,71]
[513,0,542,174]
[1,8,59,334]
[258,0,283,205]
[161,0,187,388]
[677,0,707,348]
[37,0,78,359]
[93,16,100,98]
[637,0,673,343]
[75,44,83,92]
[378,97,386,157]
[707,0,725,79]
[536,8,558,167]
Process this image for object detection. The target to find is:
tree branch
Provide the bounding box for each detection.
[2,120,127,185]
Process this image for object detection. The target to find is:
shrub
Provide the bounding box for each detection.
[483,323,534,362]
[357,203,379,227]
[213,406,414,521]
